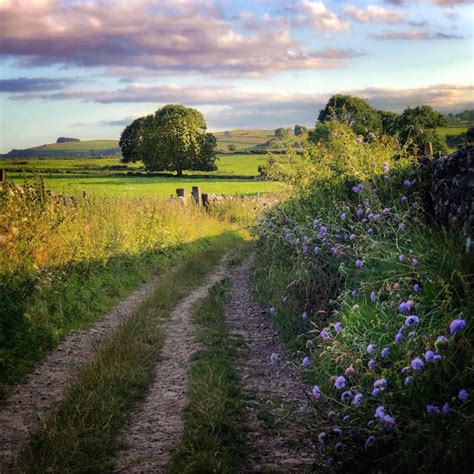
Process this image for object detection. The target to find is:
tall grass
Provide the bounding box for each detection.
[0,179,258,396]
[253,125,473,472]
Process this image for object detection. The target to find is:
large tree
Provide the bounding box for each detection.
[318,94,382,135]
[120,105,218,176]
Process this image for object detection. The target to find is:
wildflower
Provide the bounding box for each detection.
[374,378,387,390]
[372,388,381,397]
[313,246,320,255]
[426,404,441,415]
[333,427,342,436]
[370,292,377,302]
[367,343,376,354]
[351,290,359,297]
[411,258,419,266]
[368,228,374,235]
[357,207,364,216]
[367,420,374,427]
[349,233,357,241]
[302,244,308,254]
[381,347,390,358]
[399,300,414,313]
[375,406,385,419]
[320,225,328,234]
[341,391,353,402]
[401,366,410,374]
[442,402,451,416]
[424,350,436,363]
[399,254,406,262]
[270,353,279,364]
[302,357,311,367]
[353,393,363,407]
[404,376,413,386]
[383,415,395,429]
[458,389,469,402]
[413,283,420,293]
[302,311,309,321]
[355,259,364,268]
[342,415,350,423]
[368,359,377,370]
[373,214,381,223]
[356,137,363,144]
[341,212,347,221]
[411,357,424,371]
[352,184,363,193]
[368,131,375,138]
[334,322,342,334]
[318,432,327,443]
[449,319,466,335]
[382,162,390,173]
[345,365,355,377]
[394,332,403,343]
[433,354,442,362]
[408,331,415,339]
[313,385,321,400]
[405,314,420,326]
[400,195,408,204]
[320,329,331,340]
[335,442,344,453]
[383,208,391,215]
[335,376,346,389]
[362,218,368,224]
[403,179,413,188]
[365,435,376,450]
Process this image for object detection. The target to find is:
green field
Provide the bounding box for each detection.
[5,153,286,197]
[39,140,119,151]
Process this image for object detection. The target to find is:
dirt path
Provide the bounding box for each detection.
[113,259,229,473]
[0,275,163,473]
[225,255,318,472]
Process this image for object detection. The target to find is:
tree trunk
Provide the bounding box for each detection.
[176,169,183,177]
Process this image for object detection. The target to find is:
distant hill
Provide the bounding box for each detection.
[1,129,303,159]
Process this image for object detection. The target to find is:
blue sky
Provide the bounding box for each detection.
[0,0,473,152]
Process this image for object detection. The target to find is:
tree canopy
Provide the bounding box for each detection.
[317,94,382,135]
[294,124,308,136]
[119,105,218,176]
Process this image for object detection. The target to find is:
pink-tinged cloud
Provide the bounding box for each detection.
[10,82,473,115]
[0,0,358,75]
[425,0,473,4]
[344,4,404,24]
[297,1,350,31]
[373,29,464,40]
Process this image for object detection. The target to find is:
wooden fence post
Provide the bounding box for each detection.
[0,169,5,183]
[424,142,433,156]
[191,186,201,205]
[202,193,209,208]
[176,188,185,198]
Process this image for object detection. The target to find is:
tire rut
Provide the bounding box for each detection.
[225,255,318,473]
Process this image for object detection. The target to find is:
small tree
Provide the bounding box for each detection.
[121,104,218,176]
[294,124,308,136]
[228,144,236,152]
[274,127,289,139]
[318,94,382,135]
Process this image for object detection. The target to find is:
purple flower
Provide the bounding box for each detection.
[351,290,359,297]
[270,353,279,364]
[383,208,391,215]
[320,329,331,340]
[400,195,408,204]
[405,314,420,326]
[403,179,413,188]
[335,441,344,453]
[411,258,419,266]
[313,385,321,400]
[364,435,376,450]
[355,259,364,268]
[411,357,424,371]
[399,254,406,262]
[372,388,381,397]
[424,350,436,363]
[334,376,346,390]
[345,365,355,377]
[313,246,320,255]
[368,228,374,235]
[381,347,390,358]
[302,311,309,321]
[349,233,357,241]
[394,332,403,343]
[370,292,377,302]
[368,359,377,370]
[449,319,466,335]
[302,357,311,367]
[342,415,350,423]
[357,207,364,216]
[320,225,328,234]
[334,322,342,334]
[404,376,413,386]
[426,404,441,415]
[341,391,353,402]
[367,343,376,355]
[341,212,347,221]
[442,402,451,416]
[399,300,414,313]
[374,378,387,390]
[434,354,442,362]
[375,405,385,419]
[352,184,364,193]
[302,244,308,254]
[458,389,469,402]
[353,393,363,407]
[408,331,415,339]
[373,214,381,223]
[413,283,420,293]
[356,137,363,144]
[383,415,395,429]
[333,427,342,436]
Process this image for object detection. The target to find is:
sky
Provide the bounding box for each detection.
[0,0,473,152]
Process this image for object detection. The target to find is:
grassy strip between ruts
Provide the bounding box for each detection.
[169,254,249,473]
[14,231,248,473]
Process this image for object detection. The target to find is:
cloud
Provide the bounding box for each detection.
[295,1,350,31]
[0,0,357,76]
[373,29,464,40]
[344,4,404,24]
[0,76,75,92]
[425,0,473,4]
